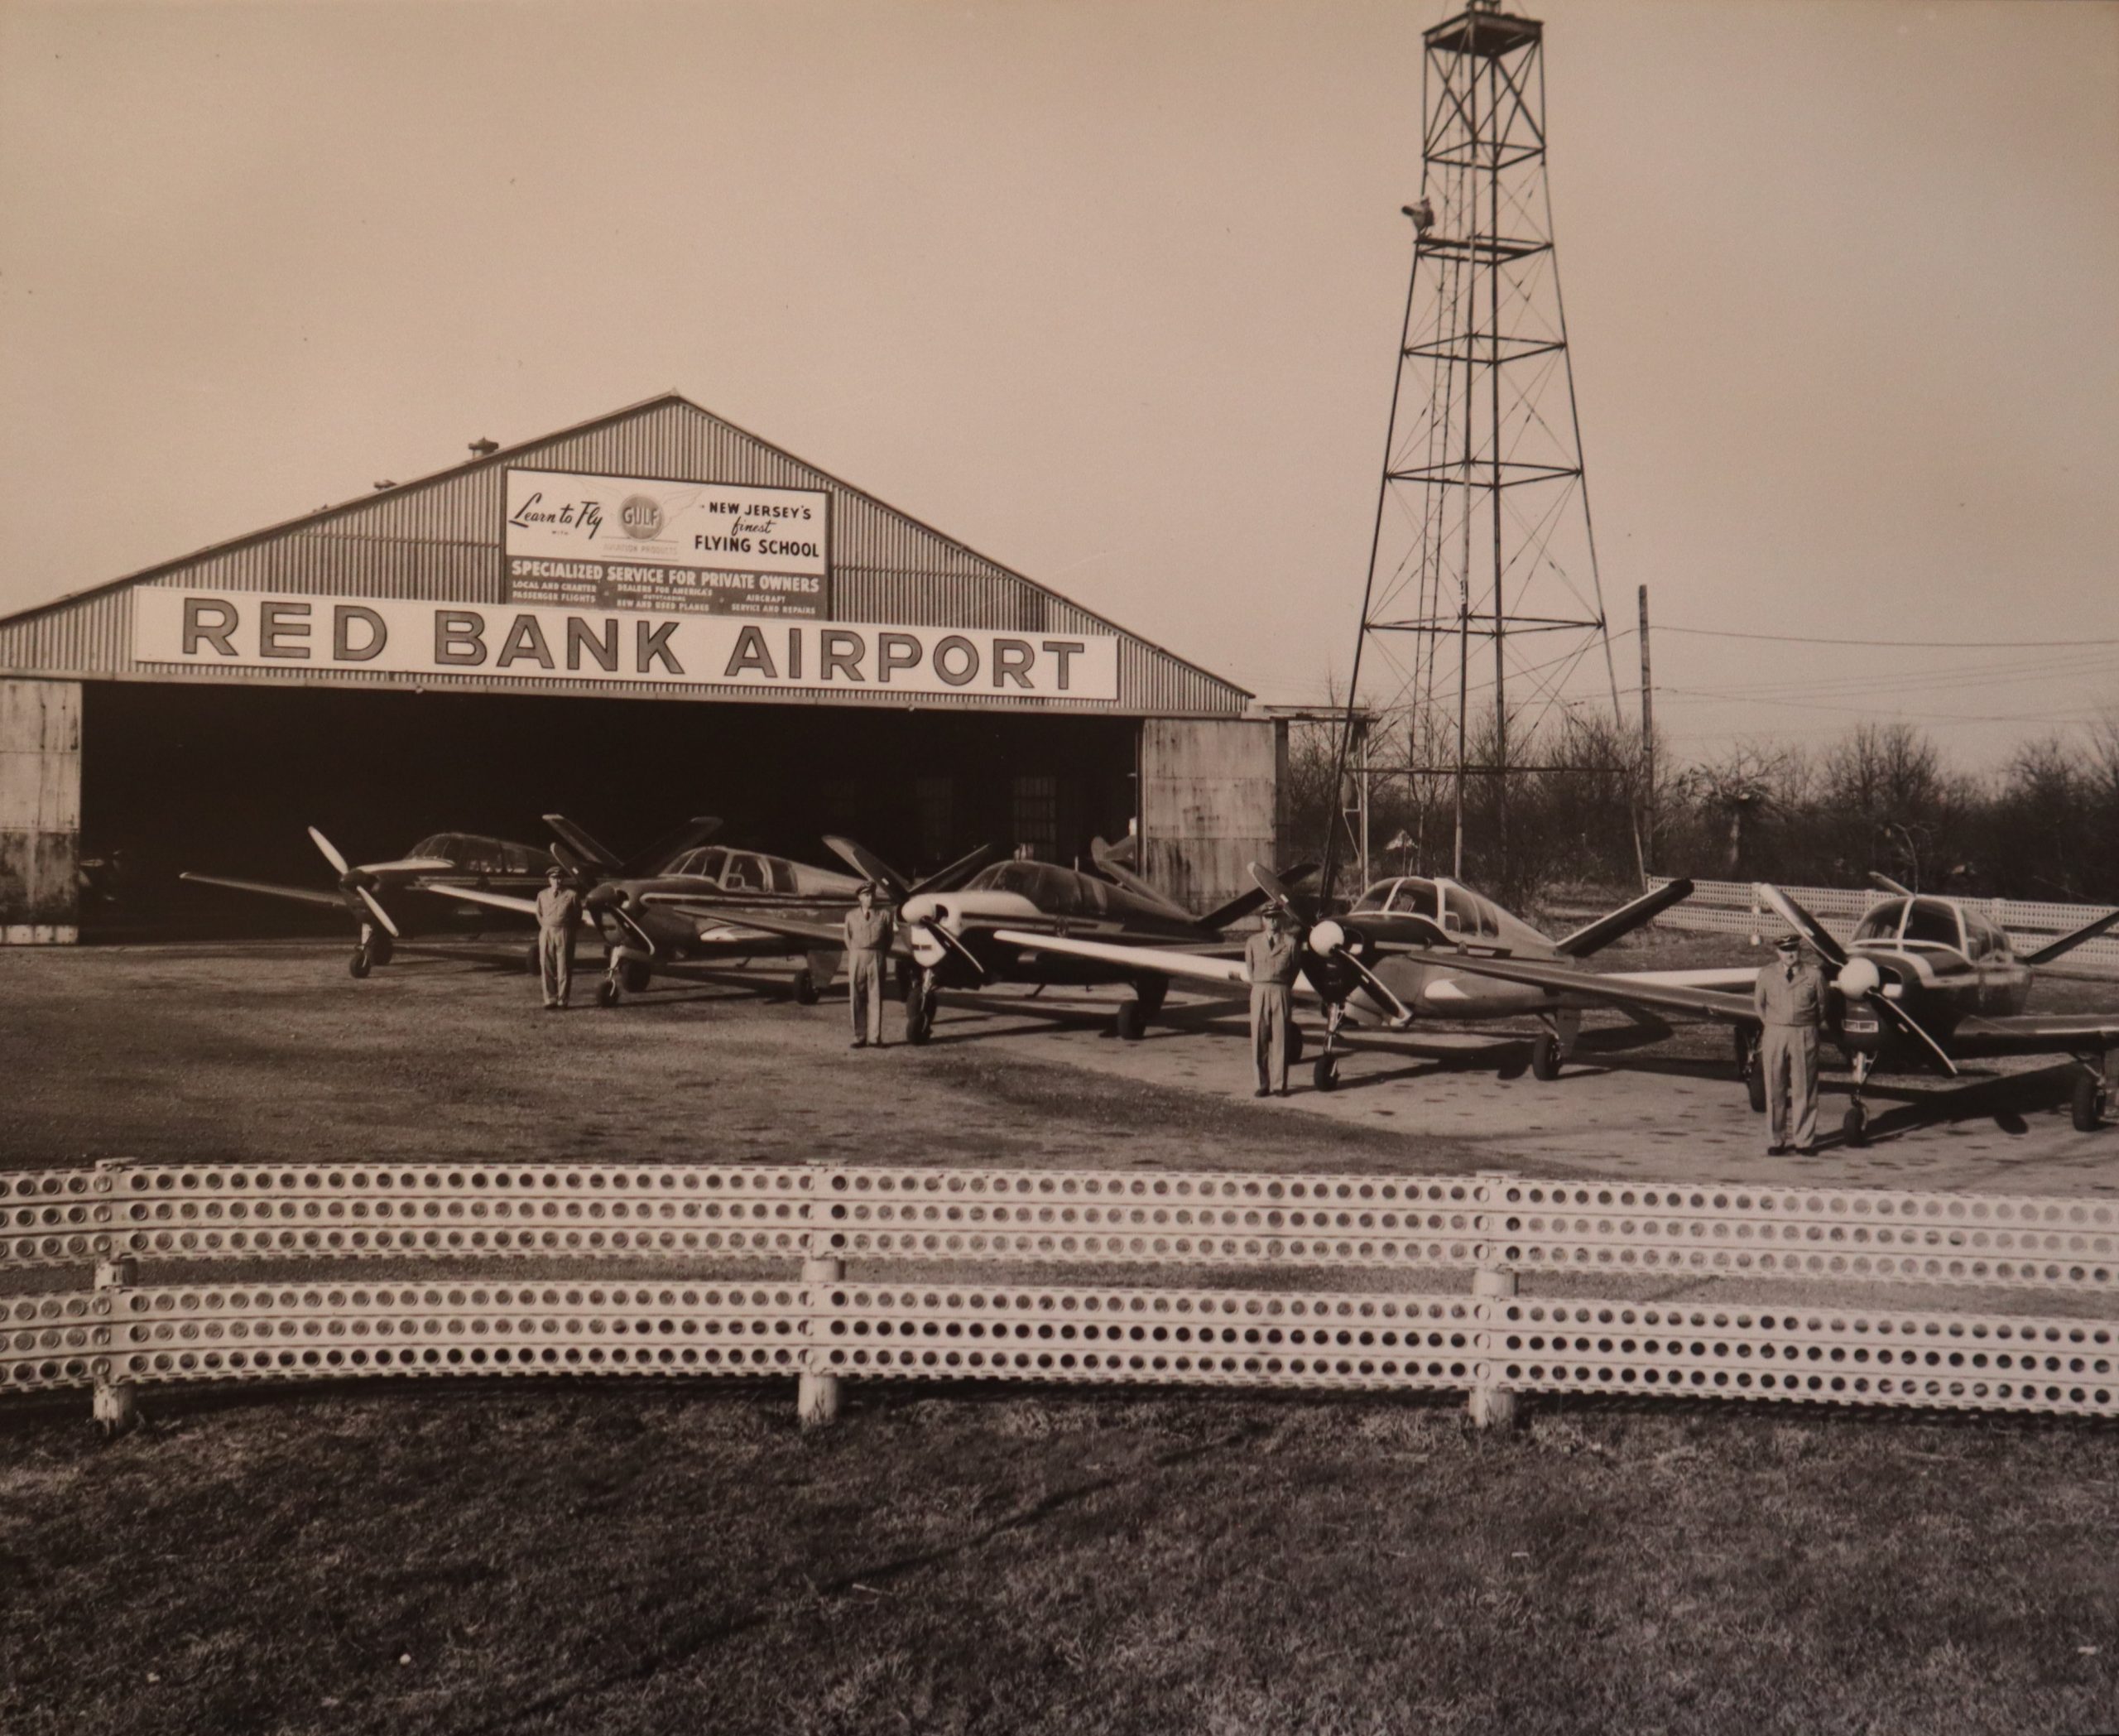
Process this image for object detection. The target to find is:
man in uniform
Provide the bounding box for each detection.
[1754,931,1827,1154]
[843,881,895,1048]
[1244,907,1304,1097]
[535,865,581,1012]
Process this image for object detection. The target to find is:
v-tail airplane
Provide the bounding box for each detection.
[996,864,1755,1087]
[182,827,564,977]
[648,836,1314,1042]
[1429,878,2119,1142]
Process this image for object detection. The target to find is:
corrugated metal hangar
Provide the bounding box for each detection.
[0,394,1281,943]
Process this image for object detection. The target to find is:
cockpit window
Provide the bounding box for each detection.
[970,862,1043,897]
[1852,900,1907,943]
[410,835,449,860]
[1390,879,1439,918]
[1350,882,1393,913]
[1443,885,1497,937]
[453,837,505,875]
[723,854,766,892]
[1963,911,2008,959]
[1903,898,1964,950]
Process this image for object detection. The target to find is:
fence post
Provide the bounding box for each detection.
[1469,1170,1521,1431]
[798,1164,845,1428]
[89,1161,138,1435]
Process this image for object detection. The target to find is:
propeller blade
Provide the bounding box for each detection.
[1873,996,1959,1076]
[1755,883,1849,971]
[1333,947,1414,1027]
[307,826,351,877]
[1867,872,1915,897]
[608,900,658,960]
[823,836,911,899]
[355,857,455,876]
[906,842,998,898]
[920,917,987,985]
[354,884,401,940]
[1249,861,1299,911]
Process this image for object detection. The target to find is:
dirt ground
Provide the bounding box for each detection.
[2,930,2113,1196]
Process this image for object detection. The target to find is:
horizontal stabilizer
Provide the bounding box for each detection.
[2021,906,2119,968]
[621,815,722,878]
[1554,878,1695,959]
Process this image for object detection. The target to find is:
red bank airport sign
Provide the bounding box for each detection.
[132,590,1122,703]
[503,469,831,618]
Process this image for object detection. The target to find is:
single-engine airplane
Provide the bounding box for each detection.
[1426,878,2119,1142]
[182,827,564,977]
[645,836,1313,1042]
[990,864,1758,1088]
[451,820,997,1006]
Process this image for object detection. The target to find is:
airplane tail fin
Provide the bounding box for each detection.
[823,835,913,900]
[1553,878,1695,959]
[907,842,998,898]
[1086,836,1194,921]
[620,815,722,878]
[1200,860,1319,932]
[543,815,623,872]
[2021,906,2119,967]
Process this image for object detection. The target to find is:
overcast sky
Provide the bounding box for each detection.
[2,0,2113,768]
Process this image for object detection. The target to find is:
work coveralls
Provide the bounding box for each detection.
[1245,926,1303,1095]
[1754,956,1828,1151]
[843,904,894,1046]
[536,882,580,1010]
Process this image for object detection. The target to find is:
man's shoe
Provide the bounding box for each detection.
[1766,1144,1786,1157]
[1277,1088,1290,1098]
[1254,1087,1270,1099]
[851,1040,867,1049]
[541,1002,556,1012]
[873,1041,887,1050]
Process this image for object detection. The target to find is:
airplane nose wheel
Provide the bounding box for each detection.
[793,968,819,1005]
[906,974,938,1045]
[1530,1032,1562,1082]
[1312,1053,1339,1092]
[597,977,621,1007]
[349,947,372,979]
[1842,1103,1870,1147]
[1114,999,1144,1042]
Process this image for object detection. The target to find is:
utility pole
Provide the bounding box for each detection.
[1638,584,1655,875]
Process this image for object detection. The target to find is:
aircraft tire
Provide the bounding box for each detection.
[370,935,395,968]
[2073,1070,2106,1133]
[1114,1000,1144,1042]
[1732,1025,1751,1080]
[1287,1025,1305,1065]
[1530,1034,1562,1082]
[1313,1055,1338,1092]
[597,979,621,1008]
[906,980,935,1045]
[349,949,372,980]
[794,969,819,1006]
[619,959,651,995]
[526,944,541,976]
[1746,1066,1767,1114]
[1842,1104,1869,1148]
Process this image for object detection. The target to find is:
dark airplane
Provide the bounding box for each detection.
[1429,879,2119,1142]
[660,837,1311,1042]
[181,827,562,977]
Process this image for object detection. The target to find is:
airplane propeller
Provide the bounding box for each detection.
[308,826,401,939]
[1249,862,1415,1027]
[1756,882,1958,1076]
[913,915,988,984]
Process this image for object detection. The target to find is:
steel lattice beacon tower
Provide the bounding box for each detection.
[1343,0,1623,887]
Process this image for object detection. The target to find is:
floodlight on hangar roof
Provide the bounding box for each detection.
[0,392,1252,719]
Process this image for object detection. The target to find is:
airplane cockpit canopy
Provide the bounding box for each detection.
[666,846,728,882]
[965,859,1112,916]
[411,834,544,875]
[1348,876,1497,936]
[1852,896,1968,952]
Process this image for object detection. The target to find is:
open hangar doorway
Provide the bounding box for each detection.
[79,680,1142,940]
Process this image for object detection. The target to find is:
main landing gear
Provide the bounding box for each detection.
[1112,976,1169,1043]
[1528,1010,1580,1083]
[905,970,939,1046]
[793,968,820,1005]
[1741,1030,1766,1114]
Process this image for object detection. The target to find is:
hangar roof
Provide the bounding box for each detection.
[0,393,1251,717]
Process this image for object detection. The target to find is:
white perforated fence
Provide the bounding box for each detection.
[7,1162,2119,1423]
[1652,878,2119,975]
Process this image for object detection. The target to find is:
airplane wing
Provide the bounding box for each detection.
[179,873,346,912]
[638,896,896,957]
[1428,951,1760,1023]
[1945,1013,2119,1058]
[992,928,1248,987]
[437,883,541,920]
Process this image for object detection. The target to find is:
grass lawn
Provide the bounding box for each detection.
[6,1381,2119,1735]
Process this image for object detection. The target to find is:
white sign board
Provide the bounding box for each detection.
[503,469,830,618]
[132,590,1120,703]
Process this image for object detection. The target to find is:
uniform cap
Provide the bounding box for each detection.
[545,866,565,880]
[1773,933,1802,953]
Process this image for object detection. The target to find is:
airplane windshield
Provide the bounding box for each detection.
[1904,899,1964,949]
[968,862,1043,898]
[1852,900,1907,943]
[409,835,449,860]
[723,854,767,892]
[1350,882,1394,913]
[1391,879,1440,918]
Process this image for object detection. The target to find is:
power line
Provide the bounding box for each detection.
[1657,625,2119,650]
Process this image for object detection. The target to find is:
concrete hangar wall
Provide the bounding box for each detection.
[0,394,1281,942]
